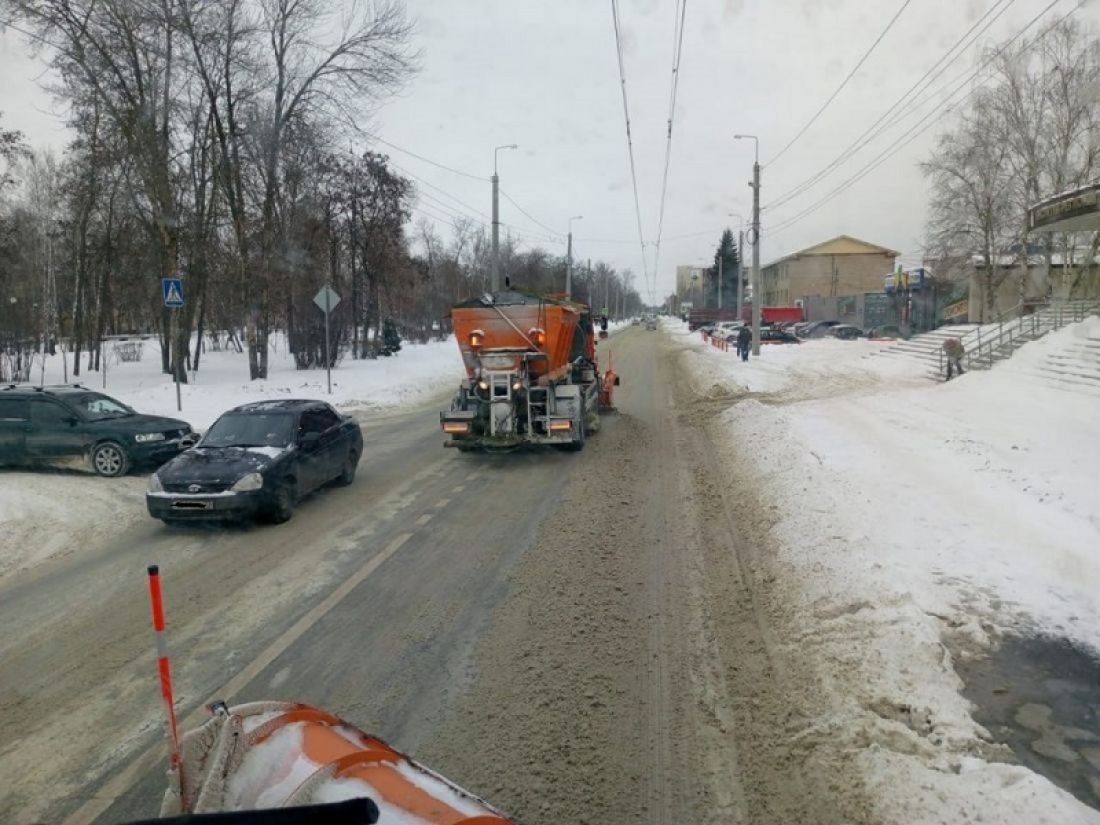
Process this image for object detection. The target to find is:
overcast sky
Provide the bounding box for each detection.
[0,0,1093,301]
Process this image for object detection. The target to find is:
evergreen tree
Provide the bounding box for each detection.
[704,228,741,308]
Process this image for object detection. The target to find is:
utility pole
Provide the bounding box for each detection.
[491,144,517,293]
[736,133,762,356]
[717,256,723,310]
[566,215,582,298]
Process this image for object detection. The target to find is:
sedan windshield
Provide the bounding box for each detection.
[201,412,295,449]
[72,393,133,420]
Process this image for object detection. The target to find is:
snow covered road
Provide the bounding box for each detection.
[4,319,1099,824]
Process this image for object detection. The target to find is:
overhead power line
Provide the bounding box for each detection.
[651,0,689,303]
[766,0,913,167]
[766,0,1019,210]
[363,131,486,182]
[499,187,565,241]
[766,0,1075,237]
[610,0,652,298]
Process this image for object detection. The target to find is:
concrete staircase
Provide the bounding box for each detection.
[868,301,1100,382]
[957,301,1100,380]
[998,326,1100,396]
[868,325,978,377]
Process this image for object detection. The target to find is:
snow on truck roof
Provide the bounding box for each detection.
[452,289,587,310]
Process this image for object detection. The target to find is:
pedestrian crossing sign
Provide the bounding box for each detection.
[162,278,184,308]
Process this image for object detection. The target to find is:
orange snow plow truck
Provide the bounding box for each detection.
[440,289,618,452]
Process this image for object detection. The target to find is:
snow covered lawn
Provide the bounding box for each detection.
[25,333,463,430]
[678,317,1100,822]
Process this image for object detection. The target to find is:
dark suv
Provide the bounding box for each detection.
[0,385,193,476]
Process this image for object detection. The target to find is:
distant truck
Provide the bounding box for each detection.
[439,289,618,452]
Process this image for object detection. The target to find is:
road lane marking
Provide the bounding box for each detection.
[415,514,433,526]
[452,484,466,493]
[63,532,414,825]
[434,498,451,509]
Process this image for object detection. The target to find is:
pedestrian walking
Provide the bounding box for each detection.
[943,337,965,380]
[737,325,752,362]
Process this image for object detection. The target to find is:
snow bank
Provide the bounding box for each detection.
[0,472,147,584]
[667,317,926,397]
[687,317,1100,822]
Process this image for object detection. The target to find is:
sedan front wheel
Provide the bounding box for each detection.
[268,481,296,524]
[334,452,358,486]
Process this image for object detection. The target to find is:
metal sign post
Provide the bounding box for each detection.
[313,285,341,395]
[162,278,184,411]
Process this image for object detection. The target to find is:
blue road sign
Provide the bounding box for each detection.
[162,278,184,308]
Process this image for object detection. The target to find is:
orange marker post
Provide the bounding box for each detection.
[147,565,184,805]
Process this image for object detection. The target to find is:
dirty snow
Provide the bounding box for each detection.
[678,316,1100,822]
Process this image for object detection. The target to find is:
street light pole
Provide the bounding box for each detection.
[735,134,761,356]
[491,144,517,293]
[566,215,582,299]
[727,212,745,321]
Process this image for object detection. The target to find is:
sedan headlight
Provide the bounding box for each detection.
[135,432,166,443]
[148,473,163,493]
[231,472,264,492]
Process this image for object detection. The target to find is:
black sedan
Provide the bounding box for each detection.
[147,400,362,525]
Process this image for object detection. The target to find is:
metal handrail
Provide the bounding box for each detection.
[939,299,1100,379]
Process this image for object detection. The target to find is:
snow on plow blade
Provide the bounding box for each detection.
[157,701,513,824]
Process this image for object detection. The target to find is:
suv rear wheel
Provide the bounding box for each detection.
[92,441,130,477]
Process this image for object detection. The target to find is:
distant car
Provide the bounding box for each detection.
[147,400,362,525]
[760,326,801,344]
[631,317,641,326]
[645,316,658,330]
[0,384,192,477]
[867,324,906,339]
[800,320,842,339]
[827,324,865,340]
[713,320,744,336]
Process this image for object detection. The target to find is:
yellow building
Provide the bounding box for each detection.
[760,235,899,305]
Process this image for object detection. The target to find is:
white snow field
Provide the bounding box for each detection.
[0,334,463,583]
[677,316,1100,823]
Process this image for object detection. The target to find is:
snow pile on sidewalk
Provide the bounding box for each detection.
[27,334,463,430]
[684,317,1100,823]
[666,317,925,397]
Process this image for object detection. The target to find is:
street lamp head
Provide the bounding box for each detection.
[493,143,518,173]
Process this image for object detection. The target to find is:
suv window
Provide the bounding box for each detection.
[30,399,75,426]
[0,398,29,420]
